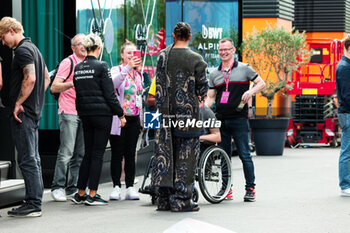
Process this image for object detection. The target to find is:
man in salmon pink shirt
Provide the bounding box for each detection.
[50,34,87,201]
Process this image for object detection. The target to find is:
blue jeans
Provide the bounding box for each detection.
[51,113,84,194]
[10,113,43,209]
[338,113,350,190]
[220,118,255,190]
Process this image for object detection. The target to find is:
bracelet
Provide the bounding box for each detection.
[248,106,253,109]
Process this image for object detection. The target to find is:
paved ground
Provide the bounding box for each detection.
[1,146,349,233]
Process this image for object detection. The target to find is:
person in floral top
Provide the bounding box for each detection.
[109,41,143,200]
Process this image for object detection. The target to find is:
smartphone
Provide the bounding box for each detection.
[133,50,141,59]
[236,100,246,111]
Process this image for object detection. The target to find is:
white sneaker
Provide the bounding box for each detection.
[110,186,121,200]
[51,188,67,202]
[125,187,140,200]
[341,188,350,197]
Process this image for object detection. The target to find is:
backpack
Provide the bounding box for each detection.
[49,57,74,100]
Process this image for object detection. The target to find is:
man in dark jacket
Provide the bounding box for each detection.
[335,34,350,197]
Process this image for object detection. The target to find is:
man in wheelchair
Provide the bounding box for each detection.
[198,98,235,201]
[199,99,221,147]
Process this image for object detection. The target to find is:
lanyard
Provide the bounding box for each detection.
[222,61,234,92]
[127,69,136,80]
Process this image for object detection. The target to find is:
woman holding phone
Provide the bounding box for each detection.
[109,41,143,200]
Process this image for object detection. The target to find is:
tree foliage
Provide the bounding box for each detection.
[242,24,310,117]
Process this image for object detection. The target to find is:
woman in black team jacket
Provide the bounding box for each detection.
[72,34,126,206]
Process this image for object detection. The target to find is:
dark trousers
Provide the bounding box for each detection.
[110,115,140,188]
[220,118,255,190]
[157,136,200,211]
[77,115,112,191]
[10,113,43,209]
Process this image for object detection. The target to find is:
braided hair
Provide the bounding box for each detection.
[173,22,191,41]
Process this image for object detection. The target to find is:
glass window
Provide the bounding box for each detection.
[166,0,240,69]
[76,0,165,69]
[76,0,125,66]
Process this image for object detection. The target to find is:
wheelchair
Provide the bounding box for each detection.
[139,142,232,204]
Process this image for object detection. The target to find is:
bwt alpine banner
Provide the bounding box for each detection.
[166,0,239,68]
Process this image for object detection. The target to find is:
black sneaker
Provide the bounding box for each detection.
[85,194,108,206]
[71,193,87,204]
[8,203,42,218]
[244,188,256,202]
[214,189,225,198]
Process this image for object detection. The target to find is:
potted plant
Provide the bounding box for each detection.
[242,24,310,155]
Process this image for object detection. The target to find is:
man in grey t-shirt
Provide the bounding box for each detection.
[205,38,265,202]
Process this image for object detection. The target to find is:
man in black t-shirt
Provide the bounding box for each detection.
[0,56,2,91]
[0,56,3,107]
[0,17,50,217]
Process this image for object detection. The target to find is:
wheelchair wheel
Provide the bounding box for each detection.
[198,146,232,204]
[192,186,199,203]
[139,156,157,201]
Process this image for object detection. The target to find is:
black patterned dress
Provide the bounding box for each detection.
[152,45,208,211]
